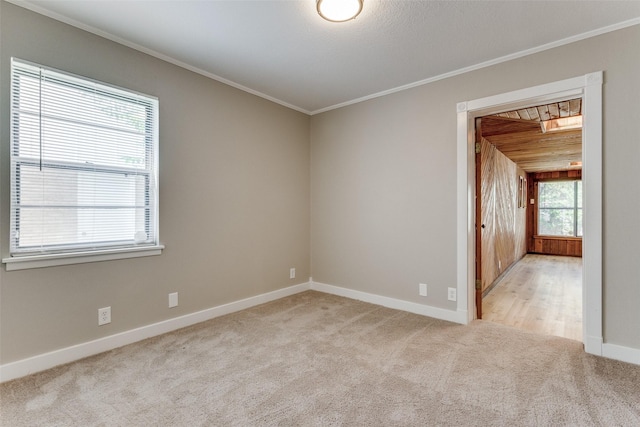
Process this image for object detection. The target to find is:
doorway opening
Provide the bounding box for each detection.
[455,72,604,357]
[475,100,583,341]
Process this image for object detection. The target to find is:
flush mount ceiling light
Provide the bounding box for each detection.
[317,0,363,22]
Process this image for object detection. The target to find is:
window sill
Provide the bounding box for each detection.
[534,235,582,241]
[2,245,164,271]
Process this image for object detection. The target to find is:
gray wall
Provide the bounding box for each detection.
[2,1,639,365]
[0,2,311,363]
[311,25,640,350]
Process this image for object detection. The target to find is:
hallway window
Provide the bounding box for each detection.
[538,180,582,237]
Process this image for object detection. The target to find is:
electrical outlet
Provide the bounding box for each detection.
[290,268,296,279]
[98,306,111,326]
[419,283,427,297]
[168,292,178,308]
[447,288,457,302]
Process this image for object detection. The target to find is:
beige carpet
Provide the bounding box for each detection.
[1,291,639,426]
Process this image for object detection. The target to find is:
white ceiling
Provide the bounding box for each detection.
[13,0,640,114]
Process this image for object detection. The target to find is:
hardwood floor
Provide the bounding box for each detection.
[482,254,582,341]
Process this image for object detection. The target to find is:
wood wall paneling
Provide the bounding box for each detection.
[526,170,582,257]
[481,138,497,292]
[480,137,527,293]
[515,166,527,259]
[532,237,582,257]
[494,145,517,278]
[527,172,536,252]
[531,170,582,180]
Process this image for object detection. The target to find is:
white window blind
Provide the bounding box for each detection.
[9,58,159,257]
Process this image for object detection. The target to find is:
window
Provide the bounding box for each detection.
[7,59,160,266]
[538,180,582,237]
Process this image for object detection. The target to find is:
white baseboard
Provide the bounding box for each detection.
[313,281,639,366]
[602,342,640,365]
[584,334,603,356]
[310,281,468,325]
[4,280,637,382]
[0,282,311,383]
[577,333,640,366]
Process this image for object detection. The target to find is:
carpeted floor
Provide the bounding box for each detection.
[1,291,639,426]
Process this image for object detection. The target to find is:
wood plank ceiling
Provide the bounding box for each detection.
[481,99,582,173]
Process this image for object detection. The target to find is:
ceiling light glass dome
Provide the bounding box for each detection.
[317,0,363,22]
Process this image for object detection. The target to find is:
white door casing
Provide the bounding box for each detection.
[456,72,603,355]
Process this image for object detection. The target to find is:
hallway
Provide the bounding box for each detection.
[482,254,582,341]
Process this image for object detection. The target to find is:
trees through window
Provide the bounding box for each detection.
[538,180,582,237]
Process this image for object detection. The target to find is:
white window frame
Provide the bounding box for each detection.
[537,179,583,237]
[3,58,163,271]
